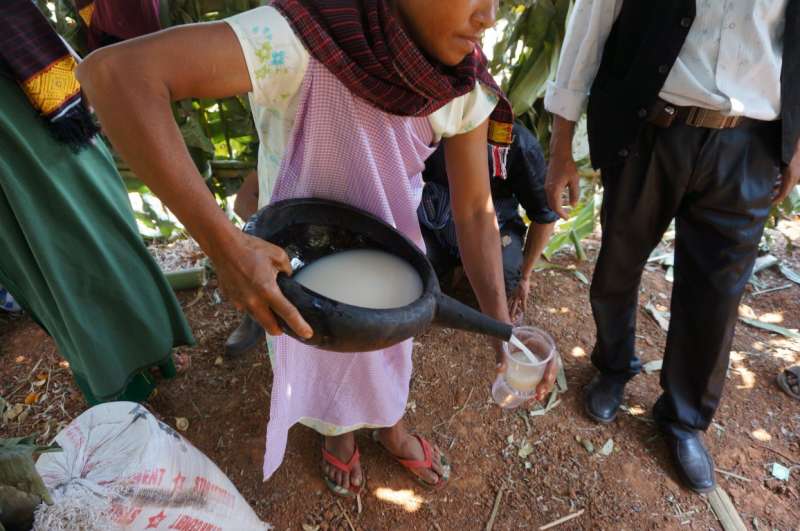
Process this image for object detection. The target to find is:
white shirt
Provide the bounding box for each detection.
[226,6,499,207]
[545,0,786,122]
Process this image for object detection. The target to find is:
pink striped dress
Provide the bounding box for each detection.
[226,6,497,481]
[264,57,436,479]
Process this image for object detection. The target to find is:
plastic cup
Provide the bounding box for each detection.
[492,326,556,409]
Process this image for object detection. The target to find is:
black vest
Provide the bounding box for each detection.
[586,0,800,169]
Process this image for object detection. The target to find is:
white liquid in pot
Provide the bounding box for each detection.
[293,249,423,309]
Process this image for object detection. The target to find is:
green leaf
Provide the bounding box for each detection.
[739,317,800,339]
[180,115,216,155]
[556,365,568,392]
[543,194,596,260]
[0,436,60,454]
[779,264,800,286]
[599,438,614,456]
[534,261,570,272]
[573,270,589,285]
[569,230,587,261]
[643,359,663,374]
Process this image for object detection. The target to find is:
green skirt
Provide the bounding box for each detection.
[0,75,194,405]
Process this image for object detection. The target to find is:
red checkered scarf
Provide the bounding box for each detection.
[271,0,514,177]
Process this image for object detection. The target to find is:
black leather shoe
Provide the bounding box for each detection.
[584,373,626,423]
[224,315,264,358]
[663,432,716,493]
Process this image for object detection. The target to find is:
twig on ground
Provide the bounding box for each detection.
[751,284,793,297]
[485,484,504,531]
[336,500,356,531]
[42,367,53,398]
[434,386,475,430]
[517,410,532,436]
[539,509,586,530]
[189,400,204,419]
[714,468,751,483]
[755,444,800,466]
[4,358,44,400]
[707,486,747,531]
[185,287,205,309]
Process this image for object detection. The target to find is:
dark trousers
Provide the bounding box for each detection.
[591,119,781,437]
[422,220,525,295]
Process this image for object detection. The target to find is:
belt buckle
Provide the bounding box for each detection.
[686,107,708,127]
[722,115,742,128]
[686,107,741,129]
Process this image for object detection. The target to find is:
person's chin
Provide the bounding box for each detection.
[439,48,472,66]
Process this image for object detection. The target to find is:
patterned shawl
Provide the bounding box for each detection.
[271,0,514,177]
[0,0,97,149]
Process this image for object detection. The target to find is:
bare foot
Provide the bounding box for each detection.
[321,432,363,494]
[376,420,449,486]
[173,352,191,374]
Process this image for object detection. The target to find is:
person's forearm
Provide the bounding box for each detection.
[520,230,538,280]
[520,222,555,280]
[455,211,511,323]
[549,115,577,160]
[77,50,239,259]
[234,170,260,220]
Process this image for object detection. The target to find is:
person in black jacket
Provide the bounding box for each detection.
[544,0,799,493]
[419,121,557,324]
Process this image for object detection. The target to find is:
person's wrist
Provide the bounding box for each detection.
[550,142,574,164]
[200,220,247,265]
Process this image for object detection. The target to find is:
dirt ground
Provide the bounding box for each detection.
[2,221,799,531]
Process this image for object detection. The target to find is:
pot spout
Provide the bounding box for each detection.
[433,293,513,341]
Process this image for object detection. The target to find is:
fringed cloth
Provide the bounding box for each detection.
[0,0,97,149]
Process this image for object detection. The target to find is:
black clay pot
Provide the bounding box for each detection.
[245,198,513,352]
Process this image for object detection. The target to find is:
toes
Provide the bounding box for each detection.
[418,467,440,485]
[351,465,363,487]
[429,447,449,482]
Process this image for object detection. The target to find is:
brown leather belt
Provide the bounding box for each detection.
[647,98,747,129]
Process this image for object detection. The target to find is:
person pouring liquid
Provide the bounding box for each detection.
[78,0,560,497]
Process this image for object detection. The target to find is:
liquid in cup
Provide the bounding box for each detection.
[492,326,555,409]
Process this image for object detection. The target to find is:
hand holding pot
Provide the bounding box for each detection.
[214,231,313,339]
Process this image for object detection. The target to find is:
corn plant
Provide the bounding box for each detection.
[492,0,600,261]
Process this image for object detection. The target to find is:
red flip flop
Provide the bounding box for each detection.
[372,431,451,489]
[321,443,365,497]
